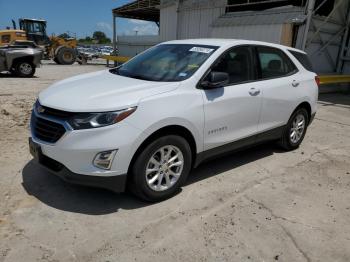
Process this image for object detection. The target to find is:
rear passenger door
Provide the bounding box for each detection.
[254,46,299,133]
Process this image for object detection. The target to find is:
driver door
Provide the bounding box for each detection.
[201,45,262,151]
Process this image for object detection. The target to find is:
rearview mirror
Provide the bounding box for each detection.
[201,71,229,89]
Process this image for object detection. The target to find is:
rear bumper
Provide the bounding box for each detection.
[309,112,316,125]
[29,137,127,192]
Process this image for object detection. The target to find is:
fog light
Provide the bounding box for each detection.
[93,150,117,170]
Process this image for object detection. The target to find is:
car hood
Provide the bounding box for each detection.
[39,70,180,112]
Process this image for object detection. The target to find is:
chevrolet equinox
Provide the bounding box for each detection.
[29,39,318,201]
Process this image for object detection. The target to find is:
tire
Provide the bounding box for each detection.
[130,135,192,202]
[13,61,35,77]
[55,47,76,65]
[279,108,309,150]
[53,57,60,64]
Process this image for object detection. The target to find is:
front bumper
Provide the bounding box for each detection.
[30,107,146,177]
[29,137,127,192]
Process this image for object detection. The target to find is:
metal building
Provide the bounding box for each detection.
[112,0,350,74]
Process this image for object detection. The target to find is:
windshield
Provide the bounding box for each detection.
[22,21,46,35]
[110,44,219,82]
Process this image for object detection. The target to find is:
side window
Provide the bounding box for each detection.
[210,46,254,85]
[257,46,297,79]
[289,50,314,72]
[1,34,11,44]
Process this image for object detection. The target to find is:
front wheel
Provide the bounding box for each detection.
[279,108,309,150]
[130,135,192,202]
[13,61,35,77]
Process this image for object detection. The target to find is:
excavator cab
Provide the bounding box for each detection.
[19,18,50,46]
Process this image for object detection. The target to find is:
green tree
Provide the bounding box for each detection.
[78,36,93,43]
[92,31,111,44]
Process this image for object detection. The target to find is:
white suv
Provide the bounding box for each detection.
[29,39,318,201]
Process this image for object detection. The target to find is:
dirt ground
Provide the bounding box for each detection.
[0,64,350,262]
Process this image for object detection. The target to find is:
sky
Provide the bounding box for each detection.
[0,0,159,39]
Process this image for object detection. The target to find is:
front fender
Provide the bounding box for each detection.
[4,48,42,68]
[135,117,203,153]
[126,86,205,155]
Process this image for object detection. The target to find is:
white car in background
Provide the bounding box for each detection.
[99,48,112,56]
[29,39,318,201]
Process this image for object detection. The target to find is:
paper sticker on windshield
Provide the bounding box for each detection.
[188,64,199,69]
[179,72,187,77]
[189,47,214,54]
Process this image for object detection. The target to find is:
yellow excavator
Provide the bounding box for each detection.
[0,18,78,65]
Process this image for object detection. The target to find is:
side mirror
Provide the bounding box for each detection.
[201,71,229,89]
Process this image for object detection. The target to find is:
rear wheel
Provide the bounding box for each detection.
[279,108,309,150]
[55,47,76,65]
[130,135,192,202]
[13,61,35,77]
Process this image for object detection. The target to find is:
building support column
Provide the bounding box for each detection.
[112,13,117,54]
[336,3,350,73]
[301,0,316,50]
[112,13,118,66]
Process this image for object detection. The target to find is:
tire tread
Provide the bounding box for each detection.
[129,135,192,202]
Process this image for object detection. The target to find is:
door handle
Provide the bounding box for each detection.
[292,80,300,87]
[249,88,260,96]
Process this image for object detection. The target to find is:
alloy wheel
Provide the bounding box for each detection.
[290,113,306,144]
[145,145,184,192]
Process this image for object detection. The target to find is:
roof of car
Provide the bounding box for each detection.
[162,38,306,54]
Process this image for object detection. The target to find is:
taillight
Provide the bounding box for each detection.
[315,76,320,87]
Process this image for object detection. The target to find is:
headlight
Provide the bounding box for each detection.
[69,107,137,130]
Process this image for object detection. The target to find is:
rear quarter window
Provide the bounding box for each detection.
[256,46,297,79]
[289,50,314,72]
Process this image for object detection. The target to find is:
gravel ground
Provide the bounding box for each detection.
[0,64,350,262]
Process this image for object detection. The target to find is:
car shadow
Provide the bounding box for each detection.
[22,160,151,215]
[22,143,283,215]
[204,88,225,101]
[318,93,350,108]
[186,143,283,186]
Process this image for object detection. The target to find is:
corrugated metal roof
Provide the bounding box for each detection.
[212,6,306,27]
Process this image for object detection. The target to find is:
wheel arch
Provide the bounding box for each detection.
[10,55,34,69]
[293,101,312,124]
[127,125,198,176]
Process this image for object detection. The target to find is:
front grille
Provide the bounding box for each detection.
[31,114,66,143]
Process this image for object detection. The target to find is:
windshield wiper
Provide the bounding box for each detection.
[128,74,154,81]
[110,68,154,81]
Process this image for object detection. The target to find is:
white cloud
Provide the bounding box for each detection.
[128,19,149,25]
[122,19,158,36]
[132,24,158,35]
[96,22,113,32]
[98,19,158,36]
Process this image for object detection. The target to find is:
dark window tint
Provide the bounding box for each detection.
[289,50,314,72]
[1,34,10,43]
[210,46,254,85]
[257,46,296,79]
